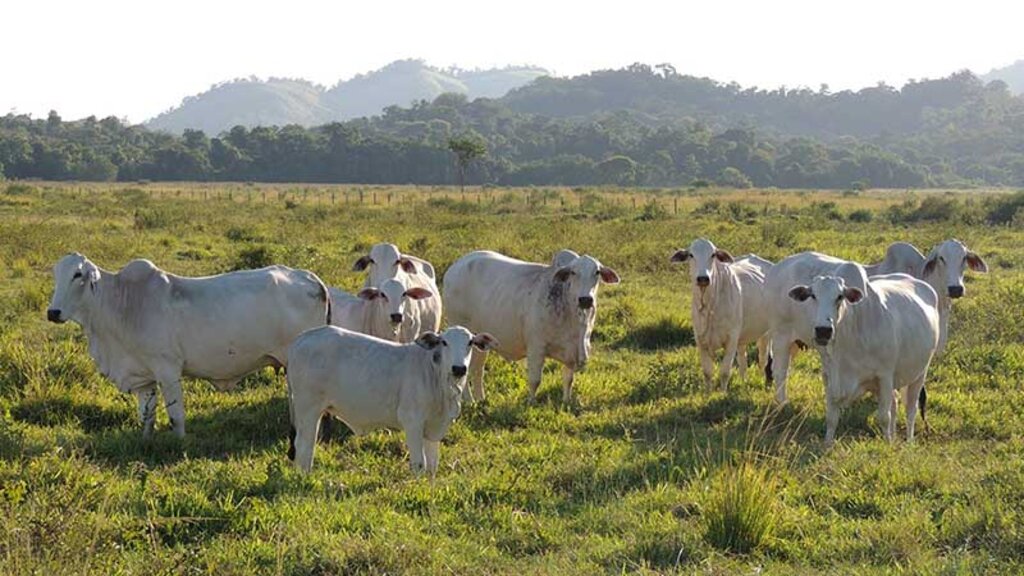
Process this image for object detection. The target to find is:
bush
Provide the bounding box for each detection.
[762,221,797,248]
[133,209,170,230]
[5,183,37,196]
[703,460,779,554]
[232,245,277,270]
[637,199,669,221]
[986,191,1024,225]
[848,208,874,223]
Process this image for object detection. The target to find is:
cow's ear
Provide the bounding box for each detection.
[966,251,988,273]
[415,332,442,349]
[670,249,690,263]
[357,287,382,301]
[714,249,734,263]
[471,332,499,351]
[404,286,433,300]
[398,258,418,274]
[352,256,372,272]
[843,286,864,304]
[553,267,573,282]
[788,285,813,302]
[599,266,620,284]
[923,255,940,277]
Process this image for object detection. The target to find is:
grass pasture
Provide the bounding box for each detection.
[1,182,1024,574]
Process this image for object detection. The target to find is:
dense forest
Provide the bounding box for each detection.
[3,65,1024,188]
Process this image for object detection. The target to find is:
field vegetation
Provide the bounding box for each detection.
[1,182,1023,574]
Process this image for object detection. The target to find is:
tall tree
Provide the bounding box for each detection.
[448,136,486,192]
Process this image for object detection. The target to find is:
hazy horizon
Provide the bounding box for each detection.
[5,0,1023,123]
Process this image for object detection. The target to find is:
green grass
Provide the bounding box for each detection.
[1,183,1023,574]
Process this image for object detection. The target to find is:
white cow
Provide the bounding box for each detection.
[329,278,433,342]
[670,239,772,390]
[286,326,498,475]
[863,241,926,276]
[764,251,859,405]
[47,253,331,438]
[786,263,939,445]
[352,243,441,335]
[443,250,621,404]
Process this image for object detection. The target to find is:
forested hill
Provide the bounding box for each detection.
[3,65,1024,188]
[146,60,549,135]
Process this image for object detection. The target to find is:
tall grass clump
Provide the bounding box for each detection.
[703,459,779,554]
[697,407,805,555]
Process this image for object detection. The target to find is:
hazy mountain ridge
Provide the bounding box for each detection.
[146,60,549,135]
[982,60,1024,94]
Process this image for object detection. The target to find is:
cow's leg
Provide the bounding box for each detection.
[824,394,841,448]
[526,346,545,403]
[403,426,427,476]
[698,346,715,392]
[720,333,739,391]
[770,333,792,405]
[561,365,575,404]
[905,376,925,442]
[133,383,159,439]
[155,373,186,438]
[756,335,771,380]
[877,375,895,443]
[467,347,488,403]
[736,345,748,382]
[424,439,441,477]
[291,408,320,473]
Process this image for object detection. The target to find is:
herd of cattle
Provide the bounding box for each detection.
[45,238,987,474]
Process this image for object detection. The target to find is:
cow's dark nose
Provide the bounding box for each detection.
[578,296,594,309]
[47,309,62,323]
[948,286,964,299]
[696,275,710,288]
[390,313,403,324]
[452,365,467,378]
[814,325,833,344]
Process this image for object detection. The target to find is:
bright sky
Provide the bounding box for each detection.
[3,0,1022,123]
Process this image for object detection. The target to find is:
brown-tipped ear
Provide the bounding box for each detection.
[471,332,499,351]
[713,249,734,263]
[404,286,433,300]
[788,285,813,302]
[415,332,442,349]
[843,286,864,304]
[966,251,988,273]
[599,266,620,284]
[923,255,940,277]
[670,249,690,263]
[357,287,383,301]
[352,255,372,272]
[553,267,573,282]
[398,258,418,274]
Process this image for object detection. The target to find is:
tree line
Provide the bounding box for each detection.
[2,67,1023,188]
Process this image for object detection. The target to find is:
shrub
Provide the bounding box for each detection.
[703,460,779,554]
[761,221,797,248]
[232,245,277,270]
[5,183,37,196]
[133,209,169,230]
[986,191,1024,225]
[637,199,669,221]
[848,209,874,223]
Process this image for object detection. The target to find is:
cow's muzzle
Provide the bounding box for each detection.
[696,275,710,288]
[578,296,594,310]
[948,286,964,299]
[390,313,403,324]
[814,325,833,345]
[47,309,64,324]
[451,365,467,378]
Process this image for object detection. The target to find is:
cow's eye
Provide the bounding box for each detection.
[442,341,448,347]
[72,272,83,280]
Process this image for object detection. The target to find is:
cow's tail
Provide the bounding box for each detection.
[918,386,928,431]
[313,273,332,325]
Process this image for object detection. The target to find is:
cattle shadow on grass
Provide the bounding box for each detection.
[84,395,293,466]
[12,394,135,433]
[614,318,695,351]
